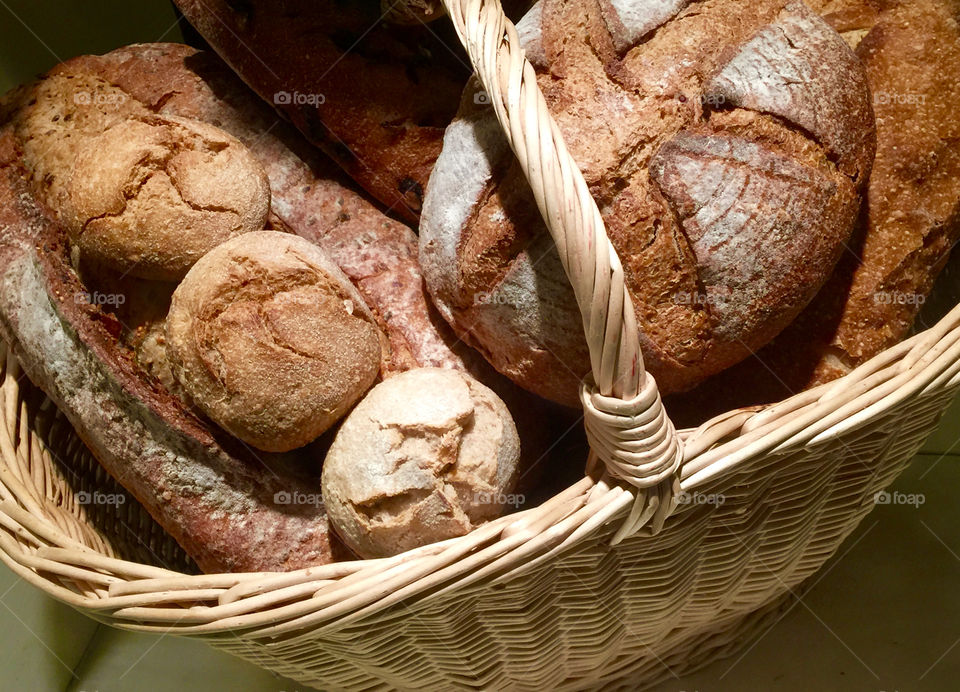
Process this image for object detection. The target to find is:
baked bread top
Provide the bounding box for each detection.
[420,0,876,406]
[171,0,536,222]
[668,0,960,422]
[166,232,383,452]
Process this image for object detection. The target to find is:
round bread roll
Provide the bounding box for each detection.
[322,368,521,559]
[419,0,875,406]
[67,114,270,280]
[166,231,383,452]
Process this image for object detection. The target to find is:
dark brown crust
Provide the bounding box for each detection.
[170,0,468,222]
[668,0,960,423]
[170,0,537,222]
[60,43,467,376]
[420,0,874,406]
[0,44,557,571]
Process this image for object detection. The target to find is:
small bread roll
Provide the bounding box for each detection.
[322,368,521,559]
[166,231,382,452]
[68,114,270,280]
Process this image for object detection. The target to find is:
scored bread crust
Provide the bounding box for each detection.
[0,129,348,573]
[420,0,875,406]
[54,43,469,378]
[668,0,960,421]
[0,43,558,571]
[165,233,383,453]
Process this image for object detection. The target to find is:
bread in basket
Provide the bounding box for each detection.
[0,0,958,689]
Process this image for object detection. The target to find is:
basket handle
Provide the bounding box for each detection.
[439,0,683,541]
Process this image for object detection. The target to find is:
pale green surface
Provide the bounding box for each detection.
[0,1,958,690]
[66,627,297,692]
[0,566,99,690]
[0,0,181,95]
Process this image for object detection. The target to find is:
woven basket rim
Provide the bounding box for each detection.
[0,298,958,636]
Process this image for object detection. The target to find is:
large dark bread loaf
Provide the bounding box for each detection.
[668,0,960,423]
[419,0,875,406]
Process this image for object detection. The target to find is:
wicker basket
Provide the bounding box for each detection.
[2,1,959,689]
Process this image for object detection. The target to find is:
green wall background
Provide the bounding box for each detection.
[0,0,182,93]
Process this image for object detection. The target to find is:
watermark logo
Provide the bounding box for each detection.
[474,90,492,106]
[77,490,126,506]
[874,92,927,107]
[75,291,126,307]
[474,291,514,307]
[274,490,323,507]
[474,491,525,508]
[274,91,326,107]
[676,491,726,507]
[873,291,925,306]
[874,490,925,508]
[677,93,726,108]
[672,291,725,308]
[73,91,127,107]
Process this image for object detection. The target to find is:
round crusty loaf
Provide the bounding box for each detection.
[9,72,270,281]
[665,0,960,423]
[67,114,270,280]
[166,231,383,452]
[322,367,521,559]
[420,0,876,406]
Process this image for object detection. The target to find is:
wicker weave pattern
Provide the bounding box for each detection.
[0,0,958,688]
[0,338,954,689]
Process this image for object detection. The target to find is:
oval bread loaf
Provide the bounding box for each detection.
[668,0,960,422]
[67,115,270,280]
[166,232,384,453]
[11,75,270,281]
[420,0,876,406]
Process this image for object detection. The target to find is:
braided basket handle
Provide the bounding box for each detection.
[440,0,683,540]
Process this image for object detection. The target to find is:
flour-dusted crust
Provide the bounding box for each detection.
[600,0,692,53]
[166,233,383,453]
[322,368,520,559]
[60,42,474,376]
[0,138,345,573]
[420,82,591,403]
[0,43,557,571]
[66,115,270,280]
[420,0,875,406]
[670,0,960,420]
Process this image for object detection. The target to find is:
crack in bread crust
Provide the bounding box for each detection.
[420,0,874,405]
